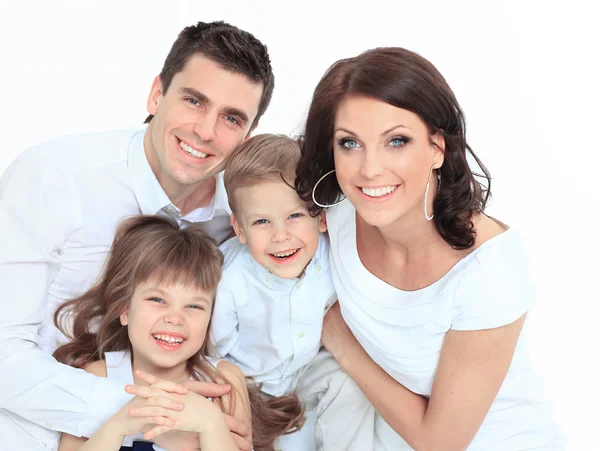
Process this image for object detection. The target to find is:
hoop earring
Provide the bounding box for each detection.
[424,165,436,221]
[311,169,346,209]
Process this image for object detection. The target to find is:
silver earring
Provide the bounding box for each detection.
[311,169,346,209]
[424,165,436,221]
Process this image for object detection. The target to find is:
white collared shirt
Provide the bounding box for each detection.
[211,234,336,396]
[0,128,232,450]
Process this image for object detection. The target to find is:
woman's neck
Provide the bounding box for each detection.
[372,213,451,264]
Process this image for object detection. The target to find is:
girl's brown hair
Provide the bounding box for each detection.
[53,215,304,450]
[295,47,492,250]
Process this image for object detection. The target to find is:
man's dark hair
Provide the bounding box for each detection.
[144,21,274,130]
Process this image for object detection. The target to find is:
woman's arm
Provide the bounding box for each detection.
[322,303,526,451]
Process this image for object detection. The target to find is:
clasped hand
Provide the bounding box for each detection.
[116,370,251,451]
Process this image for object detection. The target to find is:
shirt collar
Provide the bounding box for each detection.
[128,127,232,220]
[251,233,327,289]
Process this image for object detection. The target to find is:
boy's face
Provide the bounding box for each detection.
[232,180,327,279]
[145,54,263,191]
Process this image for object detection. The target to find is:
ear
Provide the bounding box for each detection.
[119,310,129,326]
[431,131,445,169]
[231,214,247,244]
[317,211,328,233]
[146,75,163,116]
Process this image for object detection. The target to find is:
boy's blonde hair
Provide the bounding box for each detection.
[224,134,301,215]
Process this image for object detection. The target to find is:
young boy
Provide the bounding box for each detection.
[212,134,374,450]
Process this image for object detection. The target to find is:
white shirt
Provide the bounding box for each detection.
[327,199,565,451]
[0,128,232,450]
[211,235,336,396]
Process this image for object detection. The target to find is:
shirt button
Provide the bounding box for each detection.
[299,332,305,338]
[316,265,321,272]
[296,283,302,290]
[265,277,271,283]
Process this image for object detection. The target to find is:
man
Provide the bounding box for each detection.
[0,20,273,451]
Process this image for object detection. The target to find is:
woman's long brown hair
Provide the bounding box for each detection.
[53,215,304,450]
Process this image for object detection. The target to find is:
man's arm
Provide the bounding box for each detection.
[0,150,131,439]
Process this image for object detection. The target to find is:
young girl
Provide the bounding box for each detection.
[53,215,304,451]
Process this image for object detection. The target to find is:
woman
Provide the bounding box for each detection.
[296,48,564,450]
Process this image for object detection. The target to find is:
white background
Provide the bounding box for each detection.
[0,0,598,448]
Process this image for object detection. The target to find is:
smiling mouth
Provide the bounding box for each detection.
[152,333,185,346]
[269,249,300,262]
[179,139,209,159]
[360,185,399,198]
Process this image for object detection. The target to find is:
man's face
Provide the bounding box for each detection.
[145,54,264,190]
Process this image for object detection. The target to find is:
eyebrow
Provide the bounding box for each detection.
[141,286,211,304]
[335,124,412,136]
[180,87,250,125]
[190,296,211,305]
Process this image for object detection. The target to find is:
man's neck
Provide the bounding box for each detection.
[168,176,216,216]
[143,129,217,216]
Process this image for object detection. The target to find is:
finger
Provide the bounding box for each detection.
[145,395,185,411]
[186,380,231,398]
[143,424,174,441]
[126,385,184,402]
[129,404,182,418]
[135,369,158,385]
[231,432,253,451]
[147,379,189,395]
[224,413,250,437]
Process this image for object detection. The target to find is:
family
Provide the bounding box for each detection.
[0,20,565,451]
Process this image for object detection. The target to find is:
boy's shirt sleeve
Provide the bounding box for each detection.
[211,282,240,358]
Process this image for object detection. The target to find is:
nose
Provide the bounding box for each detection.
[360,148,385,179]
[193,111,217,143]
[163,309,185,327]
[272,222,291,243]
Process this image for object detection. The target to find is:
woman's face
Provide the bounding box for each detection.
[333,95,444,229]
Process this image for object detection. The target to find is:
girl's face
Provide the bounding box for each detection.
[120,278,213,377]
[332,95,444,229]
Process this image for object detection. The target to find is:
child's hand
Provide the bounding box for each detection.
[164,390,225,434]
[135,369,232,398]
[106,393,183,439]
[131,370,251,450]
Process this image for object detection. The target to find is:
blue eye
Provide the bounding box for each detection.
[390,137,409,147]
[339,138,360,149]
[150,297,165,304]
[288,213,301,219]
[253,219,269,225]
[187,304,205,311]
[225,116,240,125]
[186,98,201,106]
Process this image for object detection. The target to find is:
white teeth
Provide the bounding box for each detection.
[272,249,298,258]
[179,141,208,158]
[153,334,184,344]
[361,185,398,197]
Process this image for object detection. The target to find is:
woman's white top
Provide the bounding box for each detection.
[326,199,565,450]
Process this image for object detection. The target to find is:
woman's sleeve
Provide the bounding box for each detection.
[451,245,536,331]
